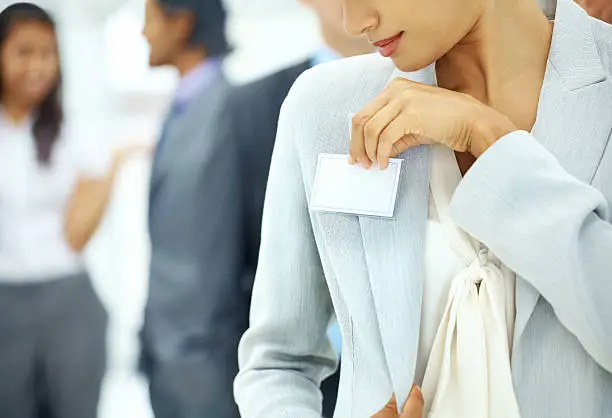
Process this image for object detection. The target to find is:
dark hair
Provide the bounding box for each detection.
[157,0,231,57]
[0,3,63,165]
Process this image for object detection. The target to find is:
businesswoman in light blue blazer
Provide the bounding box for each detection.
[235,0,612,416]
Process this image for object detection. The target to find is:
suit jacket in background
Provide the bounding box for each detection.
[223,60,310,293]
[144,73,245,417]
[224,59,344,417]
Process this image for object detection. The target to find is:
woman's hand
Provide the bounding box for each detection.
[349,78,516,169]
[372,386,424,418]
[108,141,155,178]
[113,141,155,166]
[64,141,154,252]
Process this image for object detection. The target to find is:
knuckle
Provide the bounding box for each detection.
[388,98,404,111]
[351,113,366,128]
[349,144,363,157]
[363,120,378,139]
[390,77,405,87]
[349,139,364,155]
[380,135,395,153]
[400,79,414,91]
[378,129,391,145]
[399,88,413,102]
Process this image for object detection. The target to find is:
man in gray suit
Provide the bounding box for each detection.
[140,1,244,417]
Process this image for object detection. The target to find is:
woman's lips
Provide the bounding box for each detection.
[373,32,403,58]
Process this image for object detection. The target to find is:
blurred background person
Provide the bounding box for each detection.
[225,0,371,415]
[0,0,375,416]
[0,3,145,418]
[139,0,243,417]
[576,0,612,22]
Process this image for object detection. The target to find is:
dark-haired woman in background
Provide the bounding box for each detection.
[0,3,147,418]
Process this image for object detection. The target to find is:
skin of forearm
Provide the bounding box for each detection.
[63,153,122,251]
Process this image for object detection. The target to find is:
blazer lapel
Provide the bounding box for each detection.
[149,77,229,216]
[359,149,431,405]
[514,0,612,347]
[148,118,179,219]
[358,66,436,406]
[148,106,197,222]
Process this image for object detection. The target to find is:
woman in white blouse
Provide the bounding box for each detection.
[0,4,146,418]
[235,0,612,416]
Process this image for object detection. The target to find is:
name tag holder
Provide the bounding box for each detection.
[309,153,403,218]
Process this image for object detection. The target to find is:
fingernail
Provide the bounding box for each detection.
[348,155,356,164]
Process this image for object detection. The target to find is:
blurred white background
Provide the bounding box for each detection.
[0,0,322,416]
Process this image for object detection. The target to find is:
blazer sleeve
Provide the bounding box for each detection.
[234,81,338,418]
[449,130,612,372]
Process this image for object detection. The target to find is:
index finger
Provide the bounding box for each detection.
[349,114,370,168]
[350,89,393,167]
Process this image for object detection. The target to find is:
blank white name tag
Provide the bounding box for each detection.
[310,154,403,218]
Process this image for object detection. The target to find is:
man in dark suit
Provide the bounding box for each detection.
[140,1,244,417]
[227,1,372,416]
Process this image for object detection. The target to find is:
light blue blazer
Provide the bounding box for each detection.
[235,0,612,416]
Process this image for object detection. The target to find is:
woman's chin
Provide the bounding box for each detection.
[390,51,437,73]
[392,58,434,73]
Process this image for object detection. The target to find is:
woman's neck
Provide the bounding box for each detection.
[436,0,554,132]
[1,98,33,125]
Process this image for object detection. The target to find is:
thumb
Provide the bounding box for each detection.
[401,385,424,418]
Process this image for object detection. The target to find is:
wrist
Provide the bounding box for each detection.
[109,149,125,179]
[469,108,516,158]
